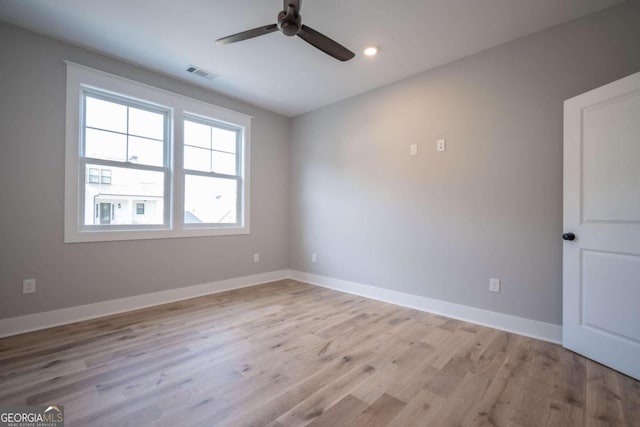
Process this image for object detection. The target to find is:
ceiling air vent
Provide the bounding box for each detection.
[186,65,216,80]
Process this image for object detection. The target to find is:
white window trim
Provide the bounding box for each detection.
[65,61,252,243]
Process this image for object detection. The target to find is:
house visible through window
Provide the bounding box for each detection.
[65,62,251,242]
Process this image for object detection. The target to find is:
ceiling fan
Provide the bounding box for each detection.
[215,0,355,62]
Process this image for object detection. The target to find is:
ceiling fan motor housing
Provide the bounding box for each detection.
[277,9,301,36]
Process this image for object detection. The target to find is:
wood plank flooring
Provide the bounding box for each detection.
[0,280,638,426]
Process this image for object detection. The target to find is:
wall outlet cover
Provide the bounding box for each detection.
[23,279,36,294]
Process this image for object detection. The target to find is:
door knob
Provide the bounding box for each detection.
[562,232,576,241]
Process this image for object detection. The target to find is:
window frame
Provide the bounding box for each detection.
[136,203,145,215]
[80,89,172,232]
[182,113,244,228]
[100,169,112,185]
[65,61,252,243]
[88,167,100,183]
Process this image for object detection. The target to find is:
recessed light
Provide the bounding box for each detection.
[363,46,379,57]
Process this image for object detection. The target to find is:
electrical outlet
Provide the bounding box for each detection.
[311,253,317,263]
[437,139,446,152]
[489,278,501,293]
[409,144,418,156]
[23,279,36,294]
[253,253,260,263]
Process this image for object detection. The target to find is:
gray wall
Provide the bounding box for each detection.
[0,23,290,319]
[290,1,640,325]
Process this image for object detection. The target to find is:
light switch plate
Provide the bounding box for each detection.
[410,144,418,156]
[489,278,501,293]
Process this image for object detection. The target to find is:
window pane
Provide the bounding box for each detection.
[84,128,127,161]
[85,96,127,133]
[184,120,211,149]
[129,107,164,140]
[88,168,99,183]
[184,145,211,172]
[128,136,164,167]
[211,126,237,153]
[100,169,112,184]
[83,163,164,226]
[212,151,236,175]
[184,175,237,224]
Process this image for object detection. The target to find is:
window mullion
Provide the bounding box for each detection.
[125,106,130,162]
[183,169,239,180]
[209,124,213,173]
[83,157,167,173]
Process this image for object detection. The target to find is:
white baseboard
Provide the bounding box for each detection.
[288,270,562,344]
[0,270,289,338]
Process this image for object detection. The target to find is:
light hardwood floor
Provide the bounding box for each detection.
[0,280,638,426]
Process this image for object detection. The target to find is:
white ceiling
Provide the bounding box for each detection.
[0,0,625,116]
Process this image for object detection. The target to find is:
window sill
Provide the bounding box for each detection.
[64,226,250,243]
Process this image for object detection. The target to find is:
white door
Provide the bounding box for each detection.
[563,71,640,380]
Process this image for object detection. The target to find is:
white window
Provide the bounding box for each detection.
[88,168,100,183]
[65,62,251,242]
[81,91,170,229]
[183,116,242,226]
[100,169,112,185]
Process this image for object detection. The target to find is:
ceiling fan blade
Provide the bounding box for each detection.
[297,25,355,61]
[216,24,278,45]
